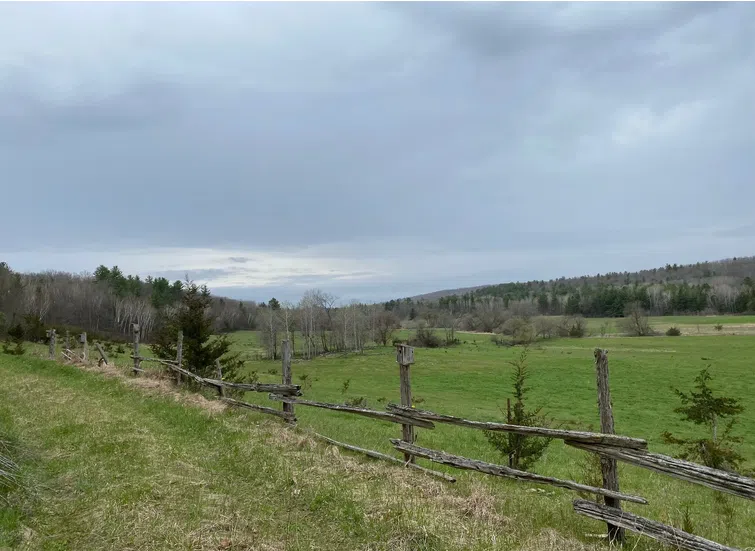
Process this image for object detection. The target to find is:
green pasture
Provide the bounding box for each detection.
[234,330,755,548]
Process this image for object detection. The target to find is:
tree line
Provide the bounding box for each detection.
[0,262,259,342]
[383,257,755,332]
[0,262,402,360]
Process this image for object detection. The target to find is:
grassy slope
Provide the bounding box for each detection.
[1,354,611,551]
[236,331,755,548]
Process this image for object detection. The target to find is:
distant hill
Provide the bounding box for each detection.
[410,257,755,303]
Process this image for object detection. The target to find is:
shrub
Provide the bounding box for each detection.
[408,323,442,348]
[391,337,406,347]
[558,315,587,338]
[666,326,682,336]
[502,317,535,345]
[619,302,654,336]
[714,324,724,332]
[20,315,46,343]
[533,317,557,339]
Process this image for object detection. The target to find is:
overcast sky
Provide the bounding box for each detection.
[1,2,754,303]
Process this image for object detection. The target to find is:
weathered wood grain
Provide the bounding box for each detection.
[398,346,415,463]
[132,324,140,375]
[594,348,624,543]
[386,404,647,450]
[95,342,109,365]
[281,340,294,420]
[221,397,294,421]
[215,359,225,398]
[573,499,740,551]
[203,380,301,395]
[390,440,648,504]
[312,433,456,482]
[567,441,755,501]
[269,396,435,429]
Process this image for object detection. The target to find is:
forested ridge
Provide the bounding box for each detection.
[384,256,755,320]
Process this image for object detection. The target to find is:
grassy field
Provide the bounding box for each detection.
[2,354,592,551]
[232,329,755,548]
[7,317,755,549]
[583,314,755,336]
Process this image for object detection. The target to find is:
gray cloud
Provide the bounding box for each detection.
[1,2,754,302]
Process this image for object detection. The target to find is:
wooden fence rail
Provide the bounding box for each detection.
[390,440,648,504]
[269,395,435,429]
[567,441,755,501]
[386,404,648,450]
[573,500,740,551]
[312,433,456,482]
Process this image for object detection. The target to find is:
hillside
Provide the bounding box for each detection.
[411,257,755,302]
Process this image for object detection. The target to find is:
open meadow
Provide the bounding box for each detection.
[6,320,755,549]
[233,328,755,548]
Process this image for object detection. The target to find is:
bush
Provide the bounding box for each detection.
[533,317,557,339]
[408,324,442,348]
[619,302,654,336]
[502,317,535,345]
[22,315,47,343]
[714,324,724,332]
[666,326,682,336]
[558,316,587,338]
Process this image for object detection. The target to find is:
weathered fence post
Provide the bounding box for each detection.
[281,340,293,421]
[65,330,70,350]
[132,324,141,375]
[215,358,225,398]
[176,330,183,384]
[47,329,56,360]
[396,344,416,464]
[80,332,88,362]
[95,342,109,366]
[507,397,513,468]
[594,348,624,545]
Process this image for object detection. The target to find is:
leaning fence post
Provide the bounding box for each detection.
[176,330,183,384]
[132,324,141,375]
[281,340,293,421]
[47,329,56,360]
[396,344,416,464]
[215,358,225,398]
[594,348,625,545]
[80,332,88,363]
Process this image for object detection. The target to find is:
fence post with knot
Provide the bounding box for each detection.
[396,344,416,464]
[594,348,625,545]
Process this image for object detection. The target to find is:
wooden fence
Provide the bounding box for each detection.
[50,325,753,551]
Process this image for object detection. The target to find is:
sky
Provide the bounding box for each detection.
[1,2,754,303]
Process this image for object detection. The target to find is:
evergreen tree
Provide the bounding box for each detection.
[662,368,745,471]
[153,282,244,383]
[485,348,551,470]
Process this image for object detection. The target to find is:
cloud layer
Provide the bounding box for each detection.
[2,3,754,302]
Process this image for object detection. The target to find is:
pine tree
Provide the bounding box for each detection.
[485,348,551,470]
[153,282,243,383]
[662,368,745,471]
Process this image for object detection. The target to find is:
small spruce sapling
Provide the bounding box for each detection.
[661,368,745,472]
[485,348,551,470]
